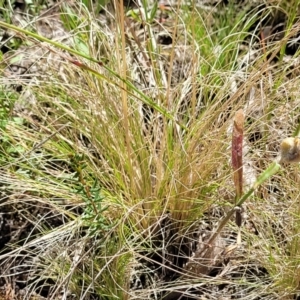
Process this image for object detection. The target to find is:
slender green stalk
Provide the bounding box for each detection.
[200,161,281,256]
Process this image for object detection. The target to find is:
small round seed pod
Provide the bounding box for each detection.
[280,137,300,163]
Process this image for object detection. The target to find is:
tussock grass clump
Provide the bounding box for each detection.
[1,0,300,299]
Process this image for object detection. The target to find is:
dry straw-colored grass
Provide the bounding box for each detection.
[1,0,300,299]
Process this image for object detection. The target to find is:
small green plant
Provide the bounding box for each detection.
[0,87,26,164]
[70,154,112,237]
